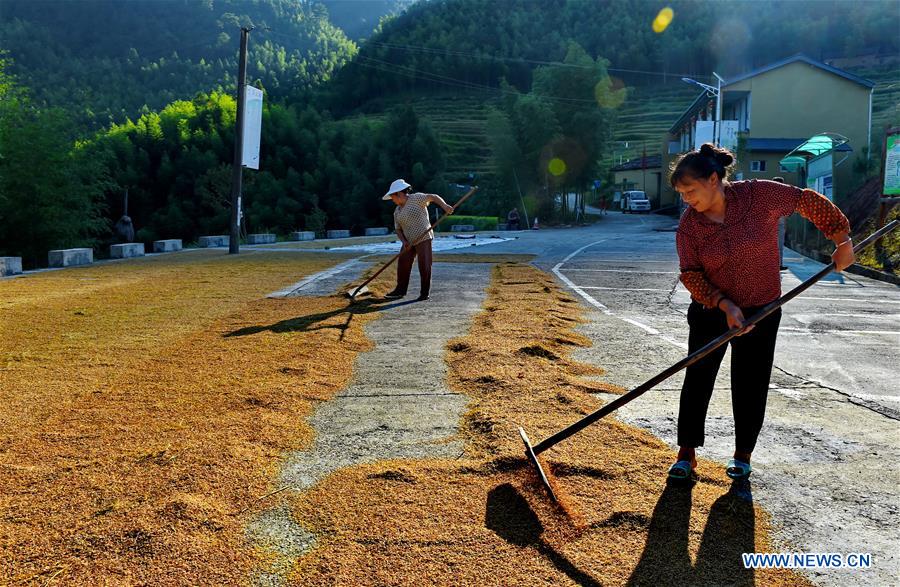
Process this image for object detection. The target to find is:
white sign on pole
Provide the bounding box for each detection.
[242,86,263,170]
[694,120,738,151]
[694,121,714,149]
[719,120,739,152]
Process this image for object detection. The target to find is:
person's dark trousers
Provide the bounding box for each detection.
[677,301,782,453]
[394,238,433,297]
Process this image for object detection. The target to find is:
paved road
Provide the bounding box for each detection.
[444,213,900,415]
[441,213,900,586]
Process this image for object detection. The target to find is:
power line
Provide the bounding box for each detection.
[367,40,714,80]
[357,55,606,104]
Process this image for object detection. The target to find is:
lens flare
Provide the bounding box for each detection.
[548,158,567,176]
[652,7,674,33]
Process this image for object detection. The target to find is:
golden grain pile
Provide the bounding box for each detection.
[0,250,383,585]
[291,263,808,586]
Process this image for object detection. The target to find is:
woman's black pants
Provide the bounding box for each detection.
[677,301,782,453]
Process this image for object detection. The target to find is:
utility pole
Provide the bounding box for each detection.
[681,72,724,146]
[229,26,252,255]
[642,141,647,193]
[512,168,530,230]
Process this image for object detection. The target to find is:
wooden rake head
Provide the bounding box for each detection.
[519,427,557,502]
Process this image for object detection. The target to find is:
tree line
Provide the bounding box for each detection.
[2,0,897,267]
[0,0,361,130]
[326,0,899,111]
[0,57,445,267]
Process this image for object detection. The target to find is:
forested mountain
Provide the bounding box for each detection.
[327,0,899,111]
[0,0,360,129]
[319,0,410,40]
[1,0,898,268]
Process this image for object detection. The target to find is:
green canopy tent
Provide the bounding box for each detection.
[779,132,850,171]
[779,133,850,200]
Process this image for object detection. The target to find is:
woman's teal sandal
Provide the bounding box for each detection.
[667,460,696,481]
[726,458,752,479]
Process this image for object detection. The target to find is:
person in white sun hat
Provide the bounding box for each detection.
[382,179,454,301]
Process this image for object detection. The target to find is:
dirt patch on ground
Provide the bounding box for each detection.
[289,263,808,586]
[0,251,382,584]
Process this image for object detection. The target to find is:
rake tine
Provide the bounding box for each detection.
[519,427,557,502]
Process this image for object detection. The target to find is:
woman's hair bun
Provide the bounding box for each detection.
[668,142,736,187]
[699,142,734,168]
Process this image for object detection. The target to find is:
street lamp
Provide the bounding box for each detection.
[681,72,725,146]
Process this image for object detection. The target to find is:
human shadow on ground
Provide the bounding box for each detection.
[485,483,601,587]
[628,479,756,586]
[224,296,418,341]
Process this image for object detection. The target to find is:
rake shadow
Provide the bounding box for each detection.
[224,297,418,341]
[485,483,601,587]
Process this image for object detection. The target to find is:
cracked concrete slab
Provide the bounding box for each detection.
[280,262,492,488]
[248,262,493,585]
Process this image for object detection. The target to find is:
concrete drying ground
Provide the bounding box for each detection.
[246,214,898,586]
[248,262,492,585]
[527,215,900,587]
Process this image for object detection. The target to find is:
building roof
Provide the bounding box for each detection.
[724,54,876,90]
[611,154,662,172]
[669,91,712,134]
[668,54,875,133]
[747,138,853,153]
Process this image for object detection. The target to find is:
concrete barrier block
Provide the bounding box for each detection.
[198,235,229,248]
[365,227,389,236]
[247,233,277,245]
[48,248,93,268]
[289,231,316,241]
[153,239,182,253]
[0,257,23,276]
[326,230,351,239]
[110,243,145,259]
[451,225,475,232]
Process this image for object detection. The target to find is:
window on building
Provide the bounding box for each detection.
[779,164,790,173]
[751,160,767,172]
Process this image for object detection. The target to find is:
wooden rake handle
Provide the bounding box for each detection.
[350,186,479,298]
[530,219,899,455]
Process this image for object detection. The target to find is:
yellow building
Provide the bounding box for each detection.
[660,54,875,207]
[611,154,662,207]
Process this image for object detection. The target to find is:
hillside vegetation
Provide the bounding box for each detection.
[1,0,898,266]
[0,0,361,129]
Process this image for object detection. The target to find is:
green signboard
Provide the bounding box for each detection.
[885,129,900,197]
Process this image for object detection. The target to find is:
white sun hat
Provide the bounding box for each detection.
[383,178,412,200]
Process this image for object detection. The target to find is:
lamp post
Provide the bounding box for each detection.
[681,72,724,146]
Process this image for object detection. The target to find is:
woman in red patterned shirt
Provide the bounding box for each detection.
[668,143,854,482]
